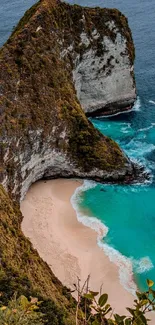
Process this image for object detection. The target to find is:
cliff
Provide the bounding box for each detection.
[0,184,76,324]
[0,0,138,202]
[0,0,139,323]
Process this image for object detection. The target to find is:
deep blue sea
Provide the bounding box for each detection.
[1,0,155,294]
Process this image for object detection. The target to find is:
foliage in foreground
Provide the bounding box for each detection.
[74,277,155,325]
[1,279,155,325]
[0,294,44,325]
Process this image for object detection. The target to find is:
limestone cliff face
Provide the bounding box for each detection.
[62,8,136,116]
[0,1,142,322]
[0,0,137,202]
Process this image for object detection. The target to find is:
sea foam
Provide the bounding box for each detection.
[133,96,141,111]
[149,100,155,105]
[71,180,154,295]
[97,108,133,119]
[95,96,141,120]
[121,123,132,134]
[133,257,154,274]
[71,180,108,239]
[123,137,155,180]
[125,141,155,156]
[138,125,154,132]
[71,180,137,295]
[98,242,137,295]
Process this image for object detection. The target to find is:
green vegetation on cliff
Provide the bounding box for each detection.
[0,0,133,188]
[0,295,44,325]
[1,272,155,324]
[0,1,138,325]
[0,185,76,325]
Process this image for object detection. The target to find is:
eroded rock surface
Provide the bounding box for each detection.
[0,0,137,203]
[72,22,136,116]
[0,2,145,323]
[57,4,136,116]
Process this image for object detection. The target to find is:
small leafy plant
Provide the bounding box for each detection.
[0,294,44,325]
[74,277,155,325]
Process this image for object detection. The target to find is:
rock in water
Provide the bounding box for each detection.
[71,9,136,116]
[0,0,137,202]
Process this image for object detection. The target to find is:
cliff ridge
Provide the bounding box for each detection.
[0,1,142,324]
[0,0,138,202]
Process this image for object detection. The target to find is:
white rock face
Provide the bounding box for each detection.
[72,26,136,115]
[1,126,132,202]
[0,10,138,201]
[19,149,71,201]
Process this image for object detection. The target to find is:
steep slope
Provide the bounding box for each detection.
[0,1,141,324]
[0,185,76,324]
[0,0,138,202]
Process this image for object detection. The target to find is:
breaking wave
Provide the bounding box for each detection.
[71,180,107,239]
[138,125,154,132]
[133,257,154,274]
[71,181,135,295]
[133,96,141,111]
[71,180,154,296]
[149,100,155,105]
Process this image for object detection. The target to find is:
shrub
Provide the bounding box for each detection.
[0,294,44,325]
[74,277,155,325]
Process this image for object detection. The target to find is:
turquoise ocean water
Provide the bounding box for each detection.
[69,0,155,293]
[72,101,155,293]
[1,0,155,294]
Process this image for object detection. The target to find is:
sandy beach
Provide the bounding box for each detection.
[20,179,154,320]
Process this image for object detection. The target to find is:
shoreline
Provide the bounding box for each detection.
[71,180,138,296]
[20,178,153,320]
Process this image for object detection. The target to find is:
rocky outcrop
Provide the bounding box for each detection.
[0,0,138,202]
[72,19,136,116]
[58,4,136,116]
[0,1,144,323]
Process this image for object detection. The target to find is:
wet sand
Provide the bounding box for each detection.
[21,179,154,321]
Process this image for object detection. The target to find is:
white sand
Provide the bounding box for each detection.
[21,179,155,321]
